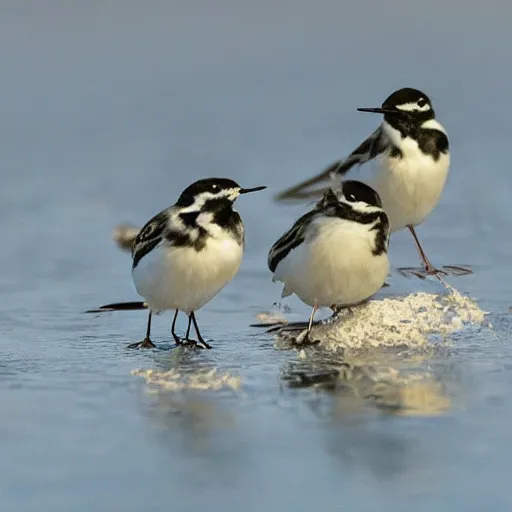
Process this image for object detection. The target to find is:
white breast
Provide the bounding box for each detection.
[273,217,389,308]
[132,236,243,314]
[369,121,450,232]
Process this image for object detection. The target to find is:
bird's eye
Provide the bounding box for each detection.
[212,184,218,190]
[346,194,357,202]
[417,98,427,108]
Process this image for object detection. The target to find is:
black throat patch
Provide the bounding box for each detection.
[385,117,449,162]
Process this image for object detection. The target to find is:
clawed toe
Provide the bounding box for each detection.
[398,266,445,279]
[290,330,321,347]
[127,338,157,349]
[441,265,473,276]
[178,338,212,350]
[398,264,473,279]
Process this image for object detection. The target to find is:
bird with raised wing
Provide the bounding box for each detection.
[275,87,470,278]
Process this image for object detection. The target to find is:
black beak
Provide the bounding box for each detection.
[239,185,267,194]
[357,107,397,114]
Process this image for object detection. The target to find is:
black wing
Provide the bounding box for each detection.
[131,210,169,268]
[275,127,387,202]
[267,209,320,272]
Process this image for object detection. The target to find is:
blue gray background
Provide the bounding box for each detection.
[1,2,511,511]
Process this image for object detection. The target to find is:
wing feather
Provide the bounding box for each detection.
[267,209,319,273]
[131,210,170,268]
[275,127,387,202]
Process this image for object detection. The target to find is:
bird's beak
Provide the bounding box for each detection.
[357,107,397,114]
[239,185,267,194]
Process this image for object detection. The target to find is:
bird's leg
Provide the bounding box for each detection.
[290,304,321,346]
[408,225,443,274]
[307,305,317,333]
[397,225,450,279]
[190,312,212,349]
[127,311,157,349]
[170,309,183,346]
[185,314,192,340]
[399,226,473,278]
[180,313,200,348]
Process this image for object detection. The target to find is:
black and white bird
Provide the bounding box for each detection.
[88,178,266,349]
[268,180,390,343]
[275,87,469,278]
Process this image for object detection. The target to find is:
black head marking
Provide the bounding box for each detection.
[269,182,389,273]
[378,88,450,156]
[358,88,436,133]
[383,88,435,126]
[199,197,244,245]
[382,88,432,110]
[384,90,434,131]
[177,194,244,247]
[175,178,241,207]
[323,182,389,255]
[341,180,383,208]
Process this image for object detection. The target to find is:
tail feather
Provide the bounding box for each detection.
[85,301,148,313]
[112,224,140,252]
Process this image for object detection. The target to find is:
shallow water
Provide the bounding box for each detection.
[1,2,512,510]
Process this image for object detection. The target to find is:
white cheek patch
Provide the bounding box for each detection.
[339,198,383,214]
[397,101,431,112]
[181,189,239,211]
[180,191,216,212]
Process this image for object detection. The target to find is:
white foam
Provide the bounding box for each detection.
[131,368,242,392]
[266,287,487,351]
[265,287,489,416]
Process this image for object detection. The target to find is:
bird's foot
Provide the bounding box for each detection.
[182,339,201,349]
[178,338,212,350]
[398,264,472,279]
[127,337,157,349]
[440,265,473,276]
[289,330,321,347]
[196,338,212,350]
[264,320,323,334]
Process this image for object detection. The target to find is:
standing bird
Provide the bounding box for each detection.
[268,180,390,343]
[275,87,469,278]
[88,178,266,349]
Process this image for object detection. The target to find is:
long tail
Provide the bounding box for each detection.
[112,224,140,252]
[85,301,148,313]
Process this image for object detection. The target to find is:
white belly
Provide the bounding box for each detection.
[132,238,243,314]
[273,217,389,308]
[368,128,450,233]
[370,150,449,233]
